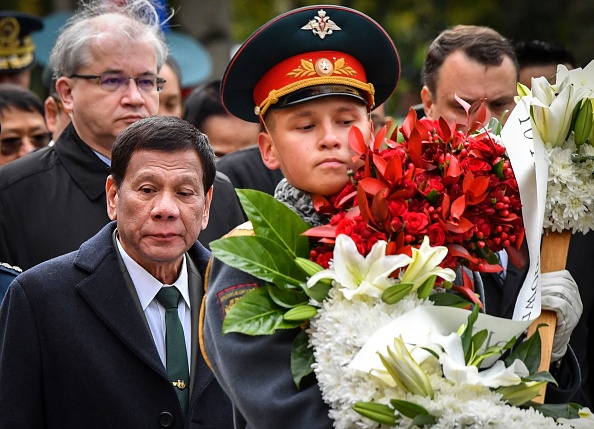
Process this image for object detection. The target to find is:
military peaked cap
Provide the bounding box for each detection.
[221,5,400,123]
[0,11,43,74]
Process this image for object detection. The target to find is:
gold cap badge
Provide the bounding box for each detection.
[301,10,341,40]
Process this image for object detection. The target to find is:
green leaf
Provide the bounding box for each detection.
[382,282,414,304]
[353,402,398,425]
[304,280,332,303]
[210,235,307,287]
[390,399,430,419]
[487,116,503,135]
[291,330,314,388]
[429,291,472,308]
[268,286,309,309]
[493,160,504,179]
[294,257,332,302]
[237,189,311,258]
[505,325,542,374]
[471,329,488,353]
[222,286,302,335]
[409,414,437,428]
[425,189,439,205]
[283,304,318,321]
[461,305,480,363]
[416,275,436,299]
[525,370,557,384]
[528,402,582,420]
[294,256,323,276]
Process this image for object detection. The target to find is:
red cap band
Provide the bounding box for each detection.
[253,50,374,117]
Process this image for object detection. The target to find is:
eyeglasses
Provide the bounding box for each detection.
[69,73,166,93]
[0,132,52,156]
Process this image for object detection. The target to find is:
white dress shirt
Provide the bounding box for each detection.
[116,238,192,371]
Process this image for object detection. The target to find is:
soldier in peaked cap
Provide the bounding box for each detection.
[201,5,399,428]
[0,11,43,88]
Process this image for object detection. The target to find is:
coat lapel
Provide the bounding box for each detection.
[73,223,167,377]
[498,259,528,318]
[186,242,215,402]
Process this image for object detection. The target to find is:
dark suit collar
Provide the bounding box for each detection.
[53,123,111,202]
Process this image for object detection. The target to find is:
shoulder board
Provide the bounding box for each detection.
[0,262,22,273]
[225,221,255,238]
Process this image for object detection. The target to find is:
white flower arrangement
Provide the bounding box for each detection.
[212,187,589,428]
[306,234,588,428]
[519,60,594,233]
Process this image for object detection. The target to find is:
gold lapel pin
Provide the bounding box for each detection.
[172,380,187,390]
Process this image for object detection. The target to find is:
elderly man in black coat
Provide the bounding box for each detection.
[0,0,243,270]
[0,116,232,428]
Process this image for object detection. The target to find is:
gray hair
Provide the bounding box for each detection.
[49,0,169,79]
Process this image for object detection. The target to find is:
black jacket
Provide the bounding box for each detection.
[0,222,233,428]
[216,145,284,196]
[0,123,245,269]
[0,123,111,270]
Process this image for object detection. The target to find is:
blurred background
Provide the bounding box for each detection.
[6,0,594,119]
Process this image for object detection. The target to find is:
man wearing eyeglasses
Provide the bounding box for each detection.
[0,0,166,271]
[0,83,51,167]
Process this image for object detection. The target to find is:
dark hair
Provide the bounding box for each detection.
[0,83,45,117]
[514,39,578,69]
[110,116,216,192]
[164,56,182,88]
[422,25,519,95]
[182,80,227,131]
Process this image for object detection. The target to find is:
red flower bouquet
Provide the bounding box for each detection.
[306,107,525,275]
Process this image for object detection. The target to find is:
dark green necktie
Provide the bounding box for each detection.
[155,286,190,415]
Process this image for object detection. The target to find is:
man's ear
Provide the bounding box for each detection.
[201,187,213,230]
[44,97,59,135]
[257,131,281,170]
[420,85,435,118]
[105,175,118,221]
[56,77,74,113]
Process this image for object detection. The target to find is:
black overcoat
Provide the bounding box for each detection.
[0,222,233,429]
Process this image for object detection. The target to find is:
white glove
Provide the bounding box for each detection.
[540,270,583,362]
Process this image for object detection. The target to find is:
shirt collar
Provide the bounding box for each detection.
[93,149,111,166]
[116,237,190,310]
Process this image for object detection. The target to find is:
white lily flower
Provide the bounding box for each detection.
[431,332,528,388]
[530,80,590,147]
[555,62,594,90]
[399,236,456,291]
[376,336,434,398]
[306,234,412,299]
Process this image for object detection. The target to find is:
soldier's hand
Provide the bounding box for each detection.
[540,270,583,362]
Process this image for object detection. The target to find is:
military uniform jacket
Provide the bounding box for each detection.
[0,222,233,429]
[202,240,333,429]
[0,123,111,270]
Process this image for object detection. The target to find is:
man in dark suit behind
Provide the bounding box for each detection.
[0,116,232,428]
[0,0,167,270]
[419,24,584,405]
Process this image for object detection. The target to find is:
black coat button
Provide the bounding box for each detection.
[158,411,174,428]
